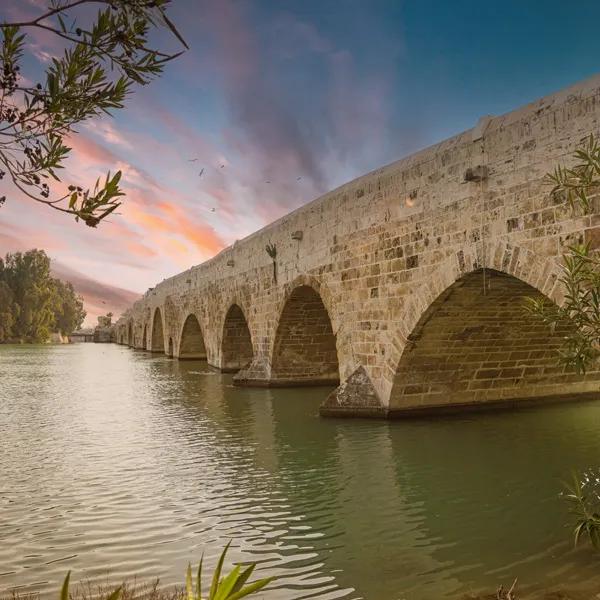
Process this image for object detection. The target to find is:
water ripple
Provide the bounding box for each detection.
[2,344,600,599]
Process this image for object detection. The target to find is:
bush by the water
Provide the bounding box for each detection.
[0,249,85,343]
[564,470,600,550]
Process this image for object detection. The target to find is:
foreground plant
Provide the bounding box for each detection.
[0,1,186,226]
[185,543,274,600]
[526,134,600,372]
[563,471,600,550]
[57,545,273,600]
[495,578,517,600]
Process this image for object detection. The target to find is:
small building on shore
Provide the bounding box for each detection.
[94,315,113,343]
[70,329,95,343]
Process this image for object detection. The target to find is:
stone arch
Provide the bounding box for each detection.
[151,307,165,353]
[271,283,340,385]
[167,337,174,358]
[383,241,564,390]
[221,304,253,372]
[276,273,339,330]
[178,313,207,359]
[388,265,600,414]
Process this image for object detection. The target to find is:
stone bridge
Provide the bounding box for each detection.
[115,74,600,418]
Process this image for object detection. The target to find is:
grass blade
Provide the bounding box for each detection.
[196,554,204,600]
[60,572,71,600]
[227,577,275,600]
[209,542,231,599]
[186,563,193,600]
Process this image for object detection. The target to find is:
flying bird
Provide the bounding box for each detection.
[265,181,271,184]
[220,164,225,168]
[297,176,302,181]
[188,158,198,162]
[211,208,216,212]
[198,168,204,177]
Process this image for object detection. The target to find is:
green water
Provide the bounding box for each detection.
[1,344,600,599]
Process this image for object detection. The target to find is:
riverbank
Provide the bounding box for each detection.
[2,578,597,600]
[0,333,70,344]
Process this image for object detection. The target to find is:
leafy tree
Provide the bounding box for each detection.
[526,135,600,372]
[0,1,186,227]
[0,248,86,342]
[52,278,86,335]
[2,249,57,341]
[0,278,17,341]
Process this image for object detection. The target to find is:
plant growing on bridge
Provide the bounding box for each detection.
[525,134,600,373]
[265,242,277,284]
[0,0,186,227]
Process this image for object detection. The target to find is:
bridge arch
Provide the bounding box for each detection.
[151,307,165,353]
[221,303,253,372]
[167,337,174,358]
[387,257,591,413]
[271,280,340,385]
[178,313,207,359]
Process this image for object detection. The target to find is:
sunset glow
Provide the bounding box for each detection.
[1,0,599,325]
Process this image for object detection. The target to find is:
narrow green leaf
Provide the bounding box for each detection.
[106,586,122,600]
[209,542,231,600]
[230,564,255,596]
[227,577,275,600]
[60,572,71,600]
[186,563,193,600]
[213,566,241,600]
[196,554,204,600]
[160,11,189,49]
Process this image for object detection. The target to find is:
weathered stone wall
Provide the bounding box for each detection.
[221,304,254,372]
[270,285,339,385]
[115,74,600,417]
[389,269,600,413]
[179,314,207,359]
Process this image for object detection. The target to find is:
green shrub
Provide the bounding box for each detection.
[57,544,273,600]
[563,471,600,549]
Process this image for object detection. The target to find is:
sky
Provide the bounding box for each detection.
[1,0,600,325]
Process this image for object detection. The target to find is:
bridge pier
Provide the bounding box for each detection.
[320,366,387,418]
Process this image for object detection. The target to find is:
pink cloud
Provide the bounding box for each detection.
[50,260,140,325]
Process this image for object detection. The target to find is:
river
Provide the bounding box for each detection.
[1,343,600,599]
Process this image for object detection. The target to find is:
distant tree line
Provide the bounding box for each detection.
[0,249,85,343]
